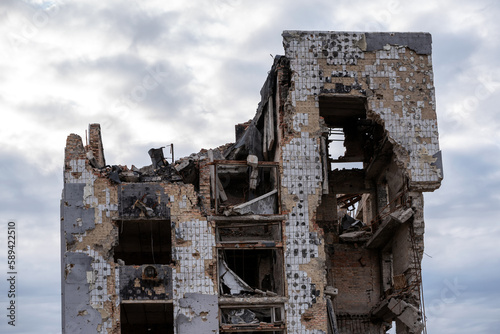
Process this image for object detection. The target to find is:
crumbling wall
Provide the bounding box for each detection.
[172,217,217,333]
[61,127,119,333]
[283,31,442,191]
[281,31,442,334]
[61,30,441,334]
[88,123,106,168]
[62,126,219,334]
[167,180,218,334]
[281,104,327,333]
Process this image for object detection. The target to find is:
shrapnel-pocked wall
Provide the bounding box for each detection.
[61,31,442,334]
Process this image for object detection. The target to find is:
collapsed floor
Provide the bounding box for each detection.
[61,31,442,334]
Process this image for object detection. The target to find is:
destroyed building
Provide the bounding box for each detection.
[61,31,443,334]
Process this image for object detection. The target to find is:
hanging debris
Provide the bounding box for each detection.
[218,258,254,295]
[222,308,259,325]
[224,190,278,216]
[148,147,169,170]
[340,214,365,233]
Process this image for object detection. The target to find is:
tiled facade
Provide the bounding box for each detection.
[61,31,442,334]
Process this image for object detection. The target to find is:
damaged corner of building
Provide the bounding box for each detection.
[61,31,442,334]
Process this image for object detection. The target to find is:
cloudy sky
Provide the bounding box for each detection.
[0,0,499,333]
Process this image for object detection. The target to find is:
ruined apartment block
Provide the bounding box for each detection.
[61,31,442,334]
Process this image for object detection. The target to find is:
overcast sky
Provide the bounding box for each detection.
[0,0,499,333]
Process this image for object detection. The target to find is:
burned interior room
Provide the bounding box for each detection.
[61,31,442,334]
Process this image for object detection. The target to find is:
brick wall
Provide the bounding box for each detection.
[330,244,381,314]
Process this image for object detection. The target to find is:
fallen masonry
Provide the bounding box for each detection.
[61,30,443,334]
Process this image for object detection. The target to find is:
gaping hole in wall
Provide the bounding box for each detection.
[319,95,368,170]
[114,220,172,265]
[216,221,282,244]
[219,249,283,296]
[215,163,279,215]
[317,95,394,236]
[220,305,285,332]
[327,127,364,169]
[337,193,364,222]
[120,302,173,334]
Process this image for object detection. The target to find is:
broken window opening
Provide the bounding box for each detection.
[220,305,285,333]
[214,162,280,215]
[216,221,282,244]
[337,193,363,218]
[319,95,370,173]
[318,96,391,236]
[327,127,364,169]
[218,248,283,296]
[113,219,172,265]
[120,302,173,334]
